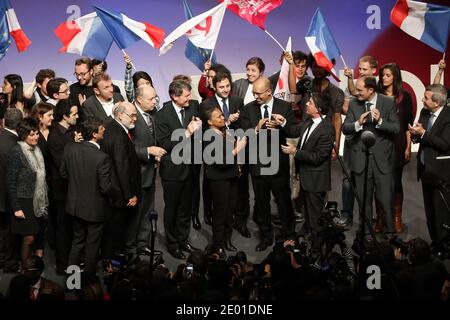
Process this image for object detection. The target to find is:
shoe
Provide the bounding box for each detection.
[168,249,186,259]
[336,216,352,228]
[234,223,251,238]
[192,215,202,230]
[136,247,153,256]
[225,239,237,252]
[204,214,212,226]
[180,242,199,253]
[255,240,273,252]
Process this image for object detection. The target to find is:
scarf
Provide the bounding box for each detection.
[18,141,48,218]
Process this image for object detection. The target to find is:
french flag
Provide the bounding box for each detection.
[1,0,31,52]
[94,6,165,50]
[54,12,114,60]
[305,8,341,82]
[391,0,450,52]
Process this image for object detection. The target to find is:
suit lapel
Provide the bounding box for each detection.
[428,106,448,133]
[167,103,184,128]
[95,98,108,119]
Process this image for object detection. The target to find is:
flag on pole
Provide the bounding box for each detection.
[160,1,227,55]
[94,6,165,50]
[0,0,31,53]
[183,0,217,71]
[54,12,114,60]
[219,0,283,30]
[273,37,291,101]
[305,8,341,82]
[391,0,450,52]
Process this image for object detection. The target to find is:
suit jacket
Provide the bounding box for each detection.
[232,78,250,100]
[60,142,120,222]
[285,118,335,192]
[342,94,400,174]
[48,124,75,199]
[100,119,141,207]
[131,106,157,188]
[204,130,240,181]
[414,106,450,182]
[81,93,124,122]
[199,95,244,129]
[156,100,200,181]
[0,129,18,212]
[240,98,296,177]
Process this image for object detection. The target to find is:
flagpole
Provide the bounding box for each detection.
[340,54,348,69]
[443,52,446,60]
[121,49,136,71]
[209,48,215,61]
[264,30,285,51]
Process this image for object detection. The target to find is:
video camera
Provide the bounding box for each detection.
[296,76,313,95]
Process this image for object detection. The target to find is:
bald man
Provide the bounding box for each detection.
[129,85,166,255]
[100,101,141,260]
[240,77,297,252]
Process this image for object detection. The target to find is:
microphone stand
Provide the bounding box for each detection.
[147,210,158,283]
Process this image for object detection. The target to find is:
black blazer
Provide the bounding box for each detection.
[200,95,244,129]
[0,130,18,212]
[204,130,240,180]
[342,94,400,174]
[131,106,157,188]
[240,98,296,177]
[100,119,141,207]
[156,100,201,181]
[232,78,250,100]
[81,93,124,122]
[285,118,334,192]
[414,106,450,182]
[60,142,119,222]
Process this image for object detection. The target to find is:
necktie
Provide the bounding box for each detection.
[263,105,269,119]
[420,113,436,165]
[179,109,185,127]
[127,132,132,141]
[222,98,229,120]
[301,122,313,149]
[365,102,373,123]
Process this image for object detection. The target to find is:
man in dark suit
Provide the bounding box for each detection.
[156,80,202,259]
[60,119,119,277]
[240,77,297,251]
[100,101,141,259]
[81,73,124,122]
[342,76,399,235]
[199,72,244,231]
[48,99,80,275]
[0,109,22,272]
[129,85,166,255]
[279,94,334,253]
[409,84,450,247]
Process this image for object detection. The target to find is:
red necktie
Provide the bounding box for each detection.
[128,132,132,140]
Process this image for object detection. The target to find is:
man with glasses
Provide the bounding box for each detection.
[100,101,141,261]
[69,57,95,109]
[81,73,124,123]
[240,77,297,252]
[46,78,70,106]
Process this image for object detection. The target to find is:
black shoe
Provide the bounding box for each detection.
[225,239,237,252]
[234,223,251,238]
[136,247,153,256]
[168,249,186,259]
[255,240,273,252]
[204,214,212,226]
[192,215,202,230]
[180,242,199,253]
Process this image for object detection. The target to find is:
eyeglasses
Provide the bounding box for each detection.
[252,89,269,97]
[73,71,90,78]
[58,89,70,94]
[123,112,137,120]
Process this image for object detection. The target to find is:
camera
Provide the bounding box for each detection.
[389,235,409,256]
[296,76,313,95]
[183,263,194,280]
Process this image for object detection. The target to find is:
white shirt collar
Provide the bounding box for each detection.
[431,106,444,118]
[260,97,274,115]
[96,95,114,106]
[4,127,18,136]
[312,115,325,124]
[88,141,100,149]
[367,93,377,107]
[215,94,228,104]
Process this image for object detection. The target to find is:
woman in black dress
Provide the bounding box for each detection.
[203,107,247,258]
[30,103,54,257]
[6,118,49,266]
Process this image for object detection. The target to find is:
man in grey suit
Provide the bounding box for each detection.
[129,85,166,255]
[81,73,124,122]
[342,76,399,235]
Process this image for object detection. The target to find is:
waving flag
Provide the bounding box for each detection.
[184,0,217,71]
[94,6,165,50]
[273,37,292,101]
[0,0,31,53]
[160,1,227,55]
[305,8,341,82]
[391,0,450,52]
[219,0,283,30]
[54,12,114,60]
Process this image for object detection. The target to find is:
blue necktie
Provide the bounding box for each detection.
[222,98,229,120]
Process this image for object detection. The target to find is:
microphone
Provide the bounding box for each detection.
[361,130,376,148]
